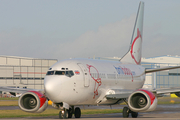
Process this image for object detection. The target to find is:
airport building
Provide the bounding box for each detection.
[142,55,180,89]
[96,55,180,89]
[0,56,57,90]
[1,55,180,91]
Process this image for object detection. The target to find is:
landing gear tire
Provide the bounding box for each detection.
[123,107,129,118]
[59,110,68,119]
[131,111,138,118]
[74,107,81,118]
[68,108,73,118]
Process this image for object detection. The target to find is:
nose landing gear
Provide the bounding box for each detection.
[59,110,68,119]
[74,107,81,118]
[59,106,81,119]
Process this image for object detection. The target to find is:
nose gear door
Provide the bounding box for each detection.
[77,63,89,87]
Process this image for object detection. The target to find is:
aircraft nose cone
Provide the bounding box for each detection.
[44,76,61,100]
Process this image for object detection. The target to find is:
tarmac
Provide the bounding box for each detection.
[1,97,180,120]
[1,104,180,120]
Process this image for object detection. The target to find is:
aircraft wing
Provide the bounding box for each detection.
[106,93,130,100]
[105,89,133,100]
[105,87,180,100]
[145,66,180,73]
[0,86,43,94]
[150,87,180,95]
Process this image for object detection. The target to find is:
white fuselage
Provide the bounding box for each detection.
[44,59,145,105]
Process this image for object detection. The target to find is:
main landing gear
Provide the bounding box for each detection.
[123,106,138,118]
[122,99,138,118]
[59,106,81,119]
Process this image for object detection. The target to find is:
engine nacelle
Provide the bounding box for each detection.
[128,89,157,112]
[18,91,48,113]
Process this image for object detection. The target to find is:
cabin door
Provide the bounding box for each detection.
[77,63,90,87]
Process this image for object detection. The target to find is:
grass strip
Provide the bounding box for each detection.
[1,101,180,107]
[0,101,18,106]
[0,109,122,118]
[0,97,18,100]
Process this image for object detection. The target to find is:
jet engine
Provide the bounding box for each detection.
[18,91,48,113]
[128,89,157,112]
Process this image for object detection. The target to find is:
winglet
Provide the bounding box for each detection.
[120,2,144,65]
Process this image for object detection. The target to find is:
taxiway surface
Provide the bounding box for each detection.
[1,104,180,120]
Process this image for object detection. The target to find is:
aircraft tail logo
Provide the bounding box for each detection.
[130,28,142,64]
[120,2,144,65]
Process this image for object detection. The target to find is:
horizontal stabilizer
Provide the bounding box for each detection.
[155,87,180,95]
[145,66,180,74]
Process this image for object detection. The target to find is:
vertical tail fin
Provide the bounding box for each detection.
[120,2,144,65]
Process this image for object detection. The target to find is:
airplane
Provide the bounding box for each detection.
[1,1,180,119]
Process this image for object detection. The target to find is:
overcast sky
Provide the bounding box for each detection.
[0,0,180,60]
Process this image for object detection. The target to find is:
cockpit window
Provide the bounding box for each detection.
[46,70,74,77]
[65,71,74,77]
[55,71,65,75]
[46,71,54,75]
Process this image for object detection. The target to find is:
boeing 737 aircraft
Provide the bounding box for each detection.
[1,1,180,119]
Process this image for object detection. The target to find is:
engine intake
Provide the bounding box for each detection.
[18,91,48,113]
[128,89,157,112]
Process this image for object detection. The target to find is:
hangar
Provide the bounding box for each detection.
[0,56,57,90]
[1,55,180,90]
[142,55,180,89]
